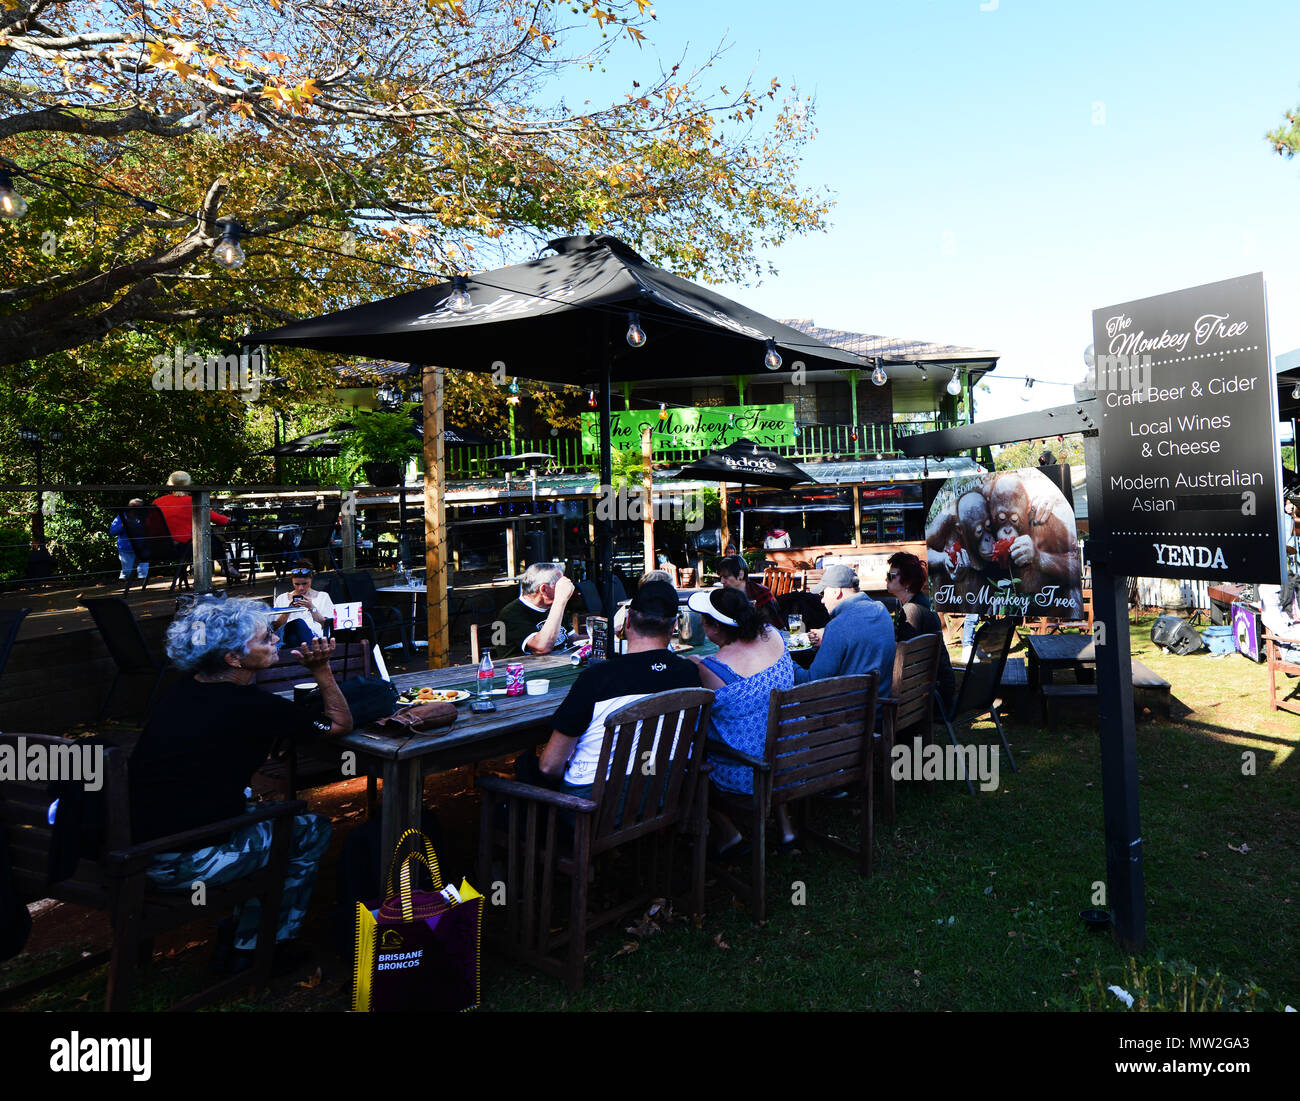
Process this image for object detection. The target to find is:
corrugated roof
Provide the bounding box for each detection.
[781,319,998,363]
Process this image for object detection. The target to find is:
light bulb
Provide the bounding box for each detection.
[792,424,801,438]
[626,312,647,348]
[212,219,245,270]
[1292,381,1300,400]
[448,274,471,313]
[1021,377,1035,402]
[763,340,782,371]
[587,390,596,409]
[0,174,28,221]
[508,378,519,395]
[946,372,962,396]
[658,402,667,421]
[871,361,888,387]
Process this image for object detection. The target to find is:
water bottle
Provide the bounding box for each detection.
[477,649,495,700]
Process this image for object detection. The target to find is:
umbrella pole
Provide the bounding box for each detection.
[600,361,614,652]
[718,481,729,555]
[641,423,655,574]
[423,363,450,669]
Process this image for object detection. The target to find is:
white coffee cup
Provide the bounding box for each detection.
[525,679,550,695]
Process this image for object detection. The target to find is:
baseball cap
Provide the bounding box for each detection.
[629,579,679,619]
[811,563,859,593]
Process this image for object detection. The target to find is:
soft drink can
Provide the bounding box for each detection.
[506,662,525,696]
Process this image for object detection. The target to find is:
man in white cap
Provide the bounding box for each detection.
[797,563,895,689]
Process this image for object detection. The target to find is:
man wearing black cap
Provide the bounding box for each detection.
[798,563,895,690]
[517,580,701,797]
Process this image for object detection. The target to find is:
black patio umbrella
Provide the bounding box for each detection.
[251,234,868,651]
[674,437,814,548]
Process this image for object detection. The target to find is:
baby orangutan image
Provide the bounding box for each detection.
[926,469,1083,618]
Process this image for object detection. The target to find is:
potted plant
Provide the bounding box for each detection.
[335,411,421,486]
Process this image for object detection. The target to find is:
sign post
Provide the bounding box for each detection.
[900,271,1284,954]
[1089,272,1285,580]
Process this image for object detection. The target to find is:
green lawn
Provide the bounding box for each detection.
[4,619,1296,1012]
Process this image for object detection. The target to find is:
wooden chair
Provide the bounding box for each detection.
[762,566,795,598]
[1265,631,1300,713]
[800,568,825,593]
[475,687,714,990]
[0,733,303,1011]
[254,642,372,799]
[877,633,942,826]
[708,674,879,923]
[934,618,1018,795]
[80,597,170,724]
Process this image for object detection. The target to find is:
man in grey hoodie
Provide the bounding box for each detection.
[795,563,896,690]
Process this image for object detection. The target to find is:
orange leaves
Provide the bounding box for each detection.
[260,50,290,65]
[145,40,198,82]
[259,77,320,115]
[625,26,645,46]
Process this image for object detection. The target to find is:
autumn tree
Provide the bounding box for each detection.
[0,0,829,373]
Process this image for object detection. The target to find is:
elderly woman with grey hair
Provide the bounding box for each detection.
[128,598,352,975]
[496,561,577,656]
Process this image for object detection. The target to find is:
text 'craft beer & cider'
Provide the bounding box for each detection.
[1088,272,1286,582]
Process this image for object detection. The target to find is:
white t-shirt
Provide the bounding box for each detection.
[273,588,336,639]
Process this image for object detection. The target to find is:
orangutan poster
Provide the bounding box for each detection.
[924,468,1084,619]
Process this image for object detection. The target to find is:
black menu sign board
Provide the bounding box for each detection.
[1089,272,1285,582]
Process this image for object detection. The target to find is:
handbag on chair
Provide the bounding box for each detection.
[352,829,483,1012]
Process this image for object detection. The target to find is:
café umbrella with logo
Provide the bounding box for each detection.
[672,438,815,549]
[250,234,869,659]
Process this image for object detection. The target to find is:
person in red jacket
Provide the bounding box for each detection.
[152,471,243,583]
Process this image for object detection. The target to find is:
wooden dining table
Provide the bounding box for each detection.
[1023,633,1095,688]
[286,641,719,860]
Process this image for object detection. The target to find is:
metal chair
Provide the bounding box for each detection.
[79,597,169,724]
[0,733,302,1011]
[577,579,604,617]
[476,687,714,990]
[0,608,30,686]
[933,618,1018,795]
[339,570,405,652]
[708,673,879,923]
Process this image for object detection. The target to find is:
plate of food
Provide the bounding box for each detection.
[397,687,471,705]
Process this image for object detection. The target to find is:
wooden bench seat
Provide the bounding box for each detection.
[1265,631,1300,713]
[1041,659,1171,730]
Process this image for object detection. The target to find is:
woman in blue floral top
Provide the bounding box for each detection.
[689,586,797,853]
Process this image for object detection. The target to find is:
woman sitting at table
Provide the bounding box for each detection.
[271,561,336,649]
[687,587,797,853]
[886,551,956,710]
[128,597,352,974]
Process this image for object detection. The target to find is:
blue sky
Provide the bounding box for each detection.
[568,0,1300,423]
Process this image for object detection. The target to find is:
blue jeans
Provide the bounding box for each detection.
[118,550,149,579]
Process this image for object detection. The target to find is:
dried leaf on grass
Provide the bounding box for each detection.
[296,967,322,989]
[610,941,639,959]
[712,933,731,950]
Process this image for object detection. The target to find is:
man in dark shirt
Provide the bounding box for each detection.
[519,580,700,797]
[716,555,782,627]
[496,561,577,656]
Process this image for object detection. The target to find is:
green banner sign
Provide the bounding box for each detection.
[581,404,794,455]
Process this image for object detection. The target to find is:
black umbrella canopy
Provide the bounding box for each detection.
[673,437,814,488]
[258,419,491,456]
[250,235,868,384]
